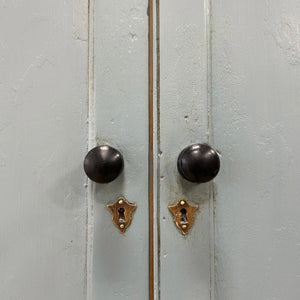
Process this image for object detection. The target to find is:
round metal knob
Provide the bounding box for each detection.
[177,143,220,183]
[84,145,124,183]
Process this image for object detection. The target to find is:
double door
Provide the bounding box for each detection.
[90,0,300,299]
[1,0,299,299]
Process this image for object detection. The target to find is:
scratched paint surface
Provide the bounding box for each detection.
[0,1,88,299]
[212,0,300,299]
[92,0,149,299]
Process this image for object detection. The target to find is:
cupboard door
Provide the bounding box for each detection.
[91,0,149,299]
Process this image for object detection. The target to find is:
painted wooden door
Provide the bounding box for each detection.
[90,0,213,299]
[1,0,299,300]
[91,0,300,299]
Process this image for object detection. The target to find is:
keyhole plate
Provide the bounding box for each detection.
[168,199,198,235]
[107,197,137,233]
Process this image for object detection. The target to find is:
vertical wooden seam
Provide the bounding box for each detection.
[148,0,154,299]
[155,0,161,299]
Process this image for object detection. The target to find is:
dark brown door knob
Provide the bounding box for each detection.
[177,144,220,183]
[84,145,124,183]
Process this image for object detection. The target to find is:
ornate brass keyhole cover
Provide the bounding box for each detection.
[107,197,136,233]
[168,199,198,235]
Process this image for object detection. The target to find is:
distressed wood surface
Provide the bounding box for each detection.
[0,1,88,299]
[158,0,212,299]
[92,0,149,298]
[212,0,300,299]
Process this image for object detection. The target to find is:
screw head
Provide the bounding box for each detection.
[180,200,185,205]
[119,224,125,229]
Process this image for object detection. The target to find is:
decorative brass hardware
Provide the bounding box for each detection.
[107,197,136,233]
[168,199,198,235]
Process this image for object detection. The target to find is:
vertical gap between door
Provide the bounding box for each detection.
[155,0,161,299]
[148,0,154,299]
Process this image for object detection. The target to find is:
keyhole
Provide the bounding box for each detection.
[118,207,125,223]
[180,208,188,224]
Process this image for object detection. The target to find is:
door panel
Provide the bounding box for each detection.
[212,1,300,299]
[0,1,88,299]
[92,0,149,298]
[158,0,212,299]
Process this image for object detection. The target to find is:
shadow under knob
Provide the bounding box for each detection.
[177,143,220,183]
[84,145,124,183]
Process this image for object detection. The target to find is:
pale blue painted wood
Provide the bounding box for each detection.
[0,1,88,299]
[92,0,149,299]
[212,1,300,299]
[158,1,212,299]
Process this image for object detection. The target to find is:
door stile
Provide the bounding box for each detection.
[91,0,150,298]
[158,0,213,298]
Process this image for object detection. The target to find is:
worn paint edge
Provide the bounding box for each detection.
[85,0,95,299]
[152,0,160,298]
[204,0,216,299]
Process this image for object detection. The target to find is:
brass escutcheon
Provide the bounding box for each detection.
[168,199,198,235]
[107,197,136,233]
